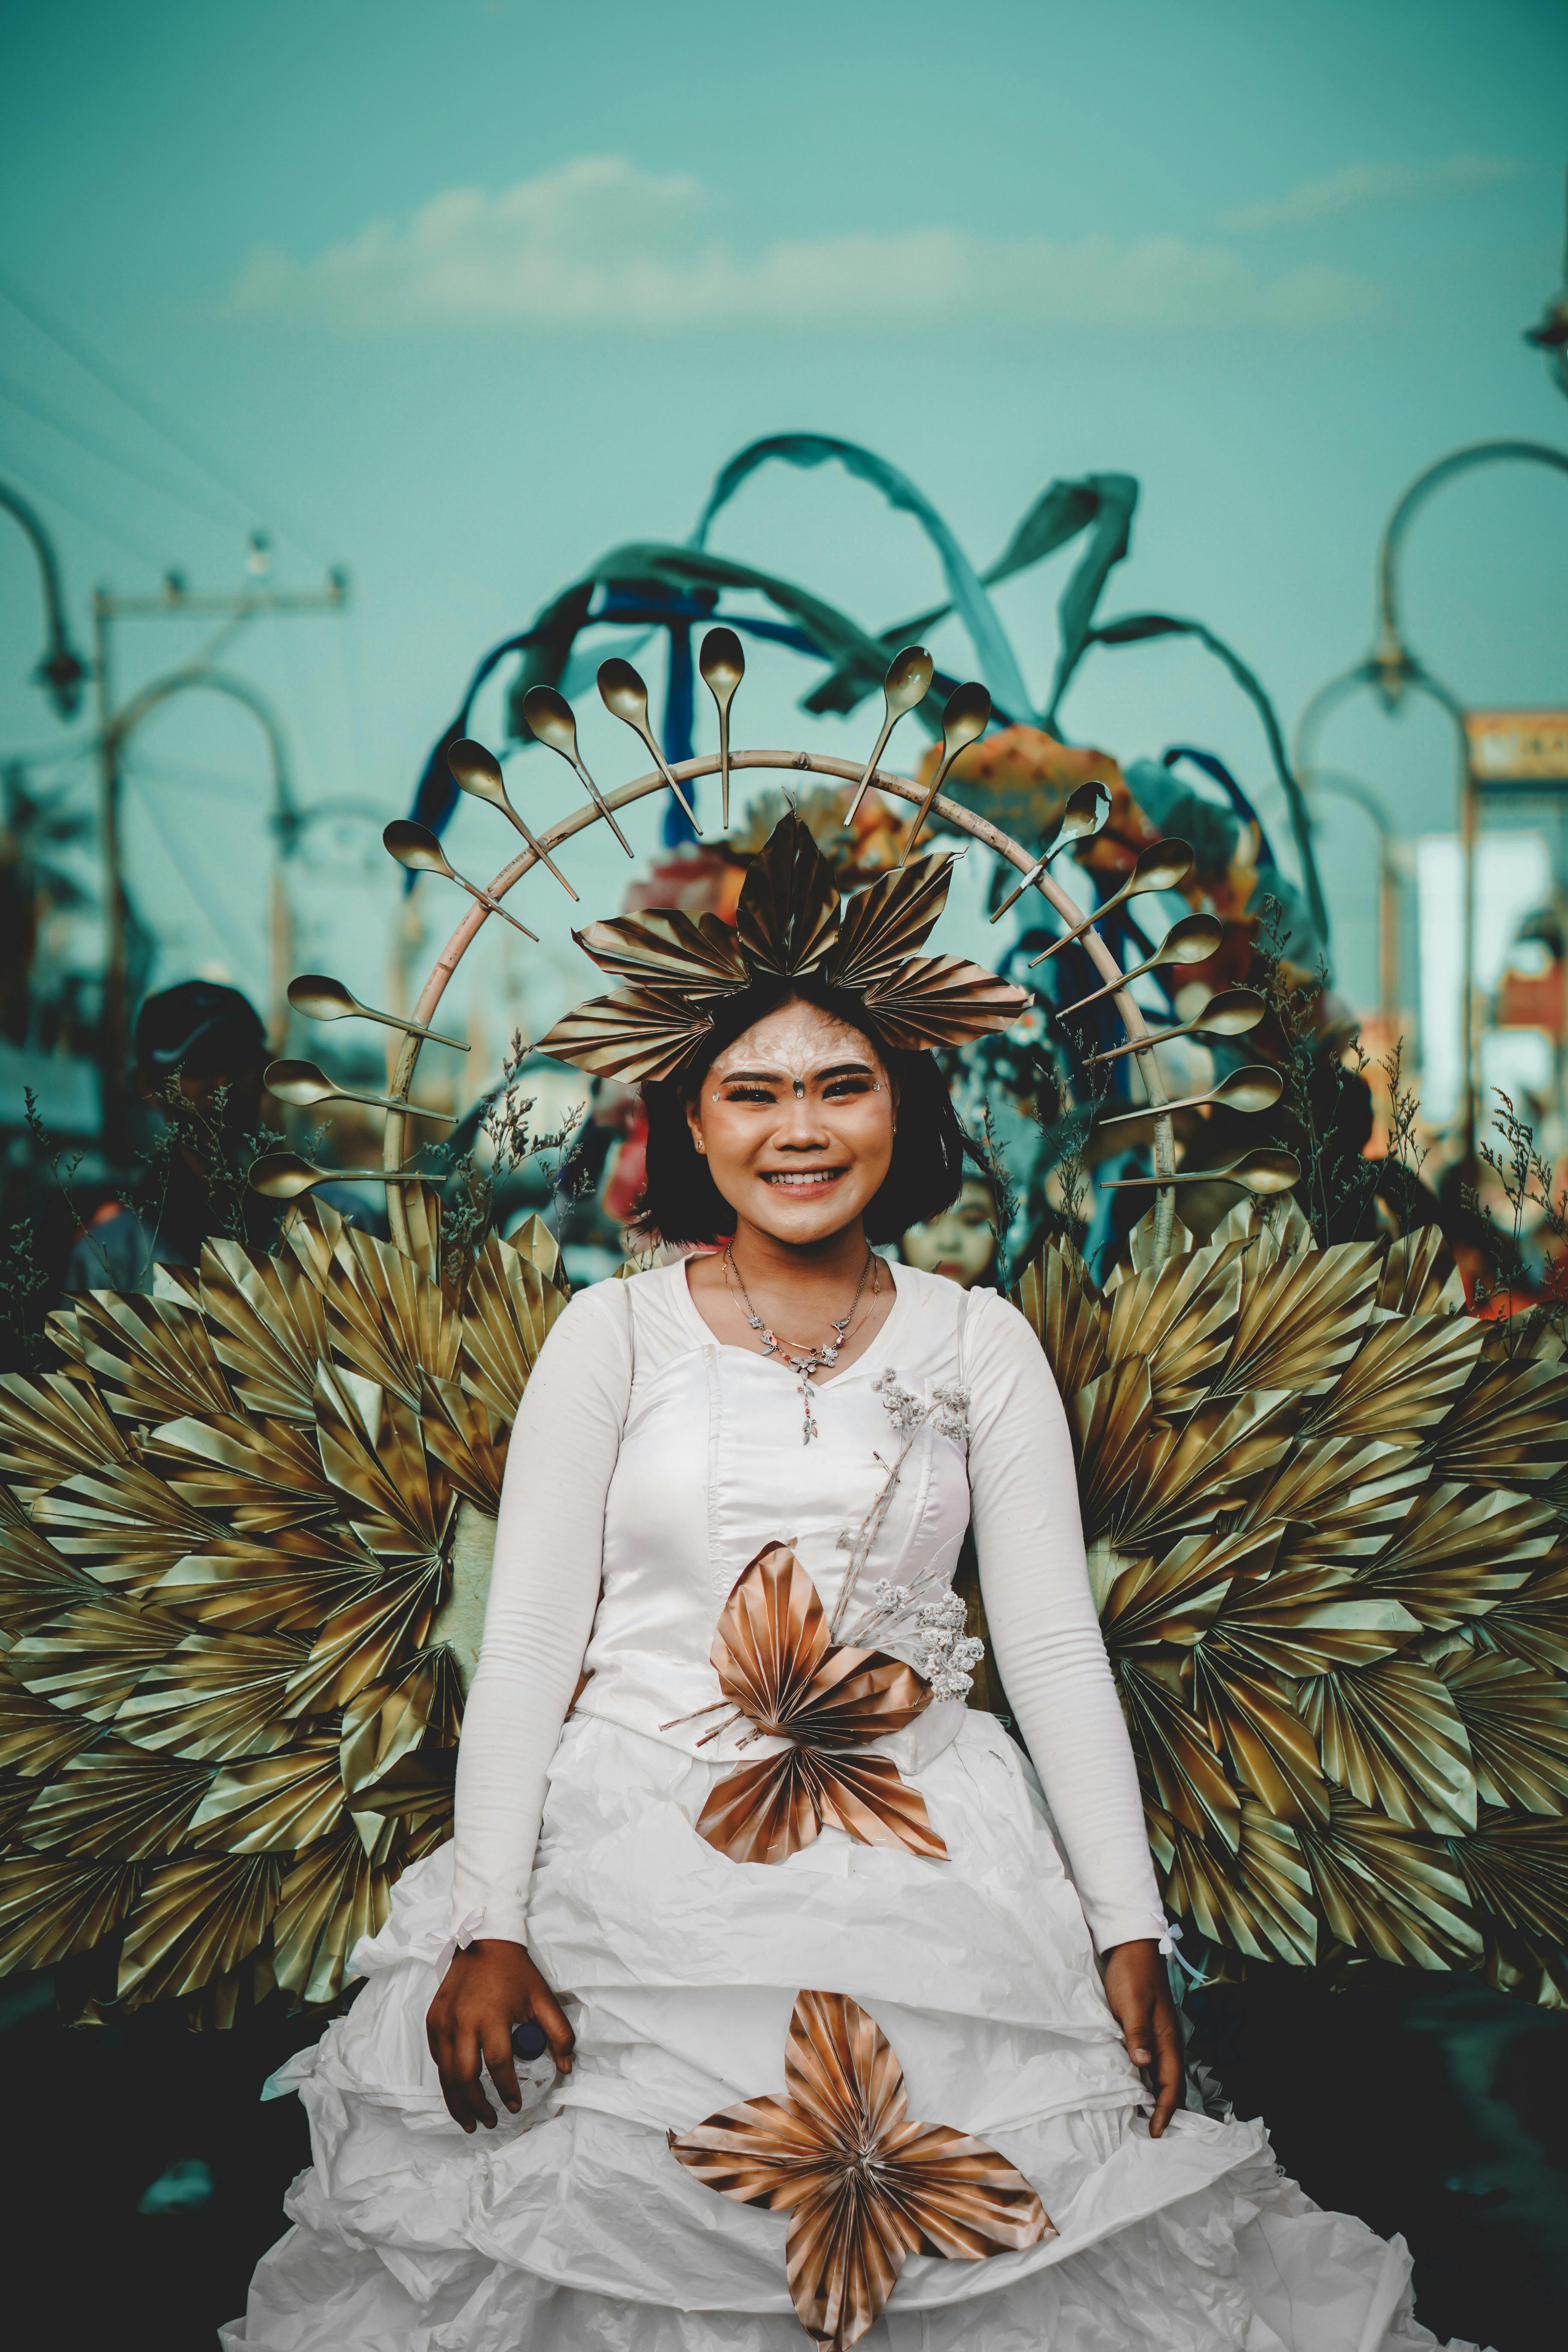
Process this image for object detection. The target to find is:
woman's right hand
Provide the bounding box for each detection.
[426,1938,575,2131]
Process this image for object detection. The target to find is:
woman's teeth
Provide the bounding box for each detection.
[763,1169,843,1187]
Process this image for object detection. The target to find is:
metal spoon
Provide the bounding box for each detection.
[989,782,1113,922]
[249,1152,434,1202]
[900,680,991,863]
[286,973,468,1052]
[1027,841,1195,967]
[516,690,633,863]
[1055,913,1225,1017]
[699,628,744,829]
[596,660,701,835]
[1085,985,1267,1067]
[264,1057,457,1127]
[448,733,582,893]
[382,820,538,941]
[1099,1063,1284,1130]
[1098,1149,1301,1196]
[844,646,936,828]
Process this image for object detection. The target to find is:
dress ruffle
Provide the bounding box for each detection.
[223,1715,1483,2350]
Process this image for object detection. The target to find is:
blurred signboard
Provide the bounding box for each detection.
[1465,709,1568,786]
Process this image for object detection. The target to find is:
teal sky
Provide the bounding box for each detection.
[1,0,1565,1054]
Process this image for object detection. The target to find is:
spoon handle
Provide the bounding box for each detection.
[843,714,896,827]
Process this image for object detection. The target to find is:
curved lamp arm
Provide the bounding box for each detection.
[0,480,88,719]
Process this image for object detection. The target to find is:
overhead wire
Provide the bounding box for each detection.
[0,365,246,536]
[0,262,327,565]
[0,447,167,572]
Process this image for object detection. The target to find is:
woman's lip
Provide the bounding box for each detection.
[760,1167,847,1187]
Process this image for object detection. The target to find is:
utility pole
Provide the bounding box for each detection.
[91,565,348,1157]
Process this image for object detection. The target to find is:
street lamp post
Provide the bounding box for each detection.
[1295,440,1568,1162]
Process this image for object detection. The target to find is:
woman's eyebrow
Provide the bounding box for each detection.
[817,1060,876,1079]
[716,1065,785,1083]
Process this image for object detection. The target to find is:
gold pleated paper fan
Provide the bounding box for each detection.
[0,1193,566,2025]
[1006,1198,1568,2006]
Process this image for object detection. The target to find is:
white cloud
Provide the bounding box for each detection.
[228,155,1374,335]
[1223,152,1519,233]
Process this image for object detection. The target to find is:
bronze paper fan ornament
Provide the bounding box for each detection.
[536,812,1027,1083]
[0,1198,567,2023]
[668,1987,1052,2349]
[1009,1206,1568,2004]
[695,1544,948,1866]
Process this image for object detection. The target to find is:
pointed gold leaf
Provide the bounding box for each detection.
[115,1630,307,1761]
[574,907,748,997]
[859,955,1029,1050]
[1299,1790,1480,1967]
[1011,1244,1105,1399]
[1430,1358,1568,1489]
[0,1856,141,1974]
[1361,1484,1553,1628]
[1207,1557,1419,1679]
[1474,1555,1568,1676]
[734,811,840,976]
[1438,1649,1568,1816]
[117,1853,282,2005]
[320,1226,459,1410]
[198,1238,330,1423]
[0,1661,99,1775]
[1099,1523,1273,1656]
[536,988,715,1083]
[152,1530,378,1635]
[0,1372,131,1502]
[1104,1240,1242,1412]
[1455,1814,1568,1946]
[1378,1227,1466,1318]
[20,1744,214,1858]
[189,1733,346,1852]
[1301,1655,1476,1835]
[272,1823,396,2004]
[1240,1436,1427,1557]
[10,1596,184,1721]
[314,1370,451,1563]
[1117,1657,1240,1852]
[416,1373,504,1515]
[1189,1637,1330,1829]
[66,1290,235,1425]
[1306,1312,1484,1447]
[147,1412,335,1531]
[1067,1358,1151,1542]
[459,1231,570,1425]
[1162,1794,1318,1965]
[0,1488,97,1635]
[34,1460,225,1595]
[827,854,952,991]
[1113,1390,1293,1550]
[1213,1241,1380,1401]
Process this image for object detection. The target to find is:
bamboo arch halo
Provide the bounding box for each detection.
[369,745,1191,1262]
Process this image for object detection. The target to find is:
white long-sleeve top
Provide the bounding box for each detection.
[451,1259,1165,1956]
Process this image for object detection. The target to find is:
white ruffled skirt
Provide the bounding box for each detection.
[222,1711,1482,2351]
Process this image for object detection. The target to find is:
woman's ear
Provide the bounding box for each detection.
[685,1095,707,1155]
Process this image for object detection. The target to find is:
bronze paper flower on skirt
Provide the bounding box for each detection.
[669,1987,1053,2349]
[694,1544,948,1866]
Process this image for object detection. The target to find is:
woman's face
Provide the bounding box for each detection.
[685,996,896,1246]
[901,1178,998,1288]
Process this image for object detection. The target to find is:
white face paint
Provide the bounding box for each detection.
[707,1003,886,1100]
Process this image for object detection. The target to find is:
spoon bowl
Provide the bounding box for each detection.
[597,659,701,835]
[1028,838,1195,965]
[449,732,581,894]
[1100,1061,1283,1130]
[286,973,468,1053]
[990,780,1114,922]
[901,678,991,861]
[1099,1148,1301,1197]
[264,1057,456,1126]
[1056,911,1223,1018]
[249,1152,432,1202]
[382,821,538,941]
[699,628,745,829]
[844,645,935,827]
[1084,984,1267,1067]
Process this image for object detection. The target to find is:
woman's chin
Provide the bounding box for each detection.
[740,1180,868,1243]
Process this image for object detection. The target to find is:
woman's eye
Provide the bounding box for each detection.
[823,1078,872,1099]
[724,1087,775,1104]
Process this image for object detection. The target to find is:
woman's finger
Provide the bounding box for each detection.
[530,1981,576,2075]
[452,2020,496,2133]
[1149,2001,1183,2140]
[1120,1995,1153,2071]
[481,2014,522,2115]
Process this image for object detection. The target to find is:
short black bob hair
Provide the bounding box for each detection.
[632,977,967,1247]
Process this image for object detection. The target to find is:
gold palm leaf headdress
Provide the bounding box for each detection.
[535,812,1028,1083]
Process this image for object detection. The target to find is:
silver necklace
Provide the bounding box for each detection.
[722,1244,878,1445]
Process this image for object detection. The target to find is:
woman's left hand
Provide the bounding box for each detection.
[1101,1939,1183,2138]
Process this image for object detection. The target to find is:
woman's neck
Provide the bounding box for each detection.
[725,1214,871,1307]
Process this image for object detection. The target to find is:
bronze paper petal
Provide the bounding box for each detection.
[534,988,716,1084]
[669,1990,1050,2352]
